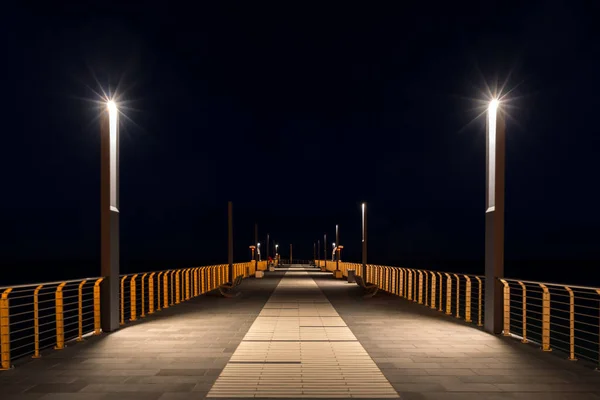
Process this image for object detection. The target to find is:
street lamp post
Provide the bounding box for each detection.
[266,233,269,266]
[228,201,233,283]
[362,202,367,278]
[333,223,342,278]
[290,244,292,265]
[254,223,258,273]
[324,233,327,272]
[317,239,320,269]
[100,100,120,332]
[484,99,506,335]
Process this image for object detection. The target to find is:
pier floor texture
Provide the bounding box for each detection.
[1,265,600,399]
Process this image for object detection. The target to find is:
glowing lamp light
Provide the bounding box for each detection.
[107,100,119,213]
[486,98,499,213]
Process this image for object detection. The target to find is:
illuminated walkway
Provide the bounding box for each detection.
[1,266,600,399]
[208,267,398,398]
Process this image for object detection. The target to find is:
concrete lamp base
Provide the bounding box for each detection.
[255,271,264,279]
[333,270,343,279]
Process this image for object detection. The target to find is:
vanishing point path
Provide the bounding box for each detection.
[1,266,600,400]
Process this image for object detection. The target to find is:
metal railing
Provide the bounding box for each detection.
[364,265,486,329]
[315,261,485,327]
[0,262,256,370]
[500,278,600,366]
[319,260,600,366]
[0,277,104,370]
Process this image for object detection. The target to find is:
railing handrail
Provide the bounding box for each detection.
[0,276,104,291]
[502,277,600,292]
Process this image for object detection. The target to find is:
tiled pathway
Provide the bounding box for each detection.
[208,267,399,398]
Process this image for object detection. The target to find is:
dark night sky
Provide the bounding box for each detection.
[2,2,599,285]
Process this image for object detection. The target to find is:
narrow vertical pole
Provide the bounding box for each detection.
[335,224,340,270]
[324,233,327,271]
[100,101,120,333]
[254,223,258,271]
[290,244,292,264]
[484,99,506,334]
[228,201,233,283]
[362,203,367,278]
[267,233,270,266]
[313,242,316,264]
[318,240,320,266]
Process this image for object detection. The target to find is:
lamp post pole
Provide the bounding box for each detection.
[484,99,506,335]
[324,233,327,272]
[333,225,342,278]
[290,244,292,264]
[100,100,120,332]
[228,201,233,283]
[267,233,270,266]
[317,239,320,269]
[254,224,258,272]
[362,203,367,278]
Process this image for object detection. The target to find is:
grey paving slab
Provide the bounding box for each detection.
[314,272,600,399]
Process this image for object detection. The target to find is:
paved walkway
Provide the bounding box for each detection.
[208,267,397,398]
[1,265,600,400]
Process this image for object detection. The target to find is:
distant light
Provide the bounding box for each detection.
[332,242,336,247]
[489,98,499,112]
[258,242,261,247]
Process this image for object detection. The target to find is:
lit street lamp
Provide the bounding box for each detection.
[485,98,506,335]
[101,100,120,332]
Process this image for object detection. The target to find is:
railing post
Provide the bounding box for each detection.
[464,276,472,323]
[120,276,127,325]
[475,276,483,326]
[437,272,443,312]
[499,279,510,336]
[32,285,43,358]
[539,284,551,352]
[148,272,155,314]
[55,282,67,350]
[397,268,403,297]
[77,280,87,341]
[175,270,181,304]
[444,273,452,315]
[565,287,576,361]
[430,272,436,309]
[94,278,103,335]
[418,271,423,304]
[453,274,460,319]
[170,270,175,305]
[163,271,169,309]
[130,274,138,321]
[413,270,418,303]
[193,268,198,297]
[140,273,147,318]
[407,270,413,301]
[0,288,12,370]
[424,271,428,306]
[517,281,527,343]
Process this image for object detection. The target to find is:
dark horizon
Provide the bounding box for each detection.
[2,2,599,287]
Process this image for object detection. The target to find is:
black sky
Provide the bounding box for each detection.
[2,2,599,285]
